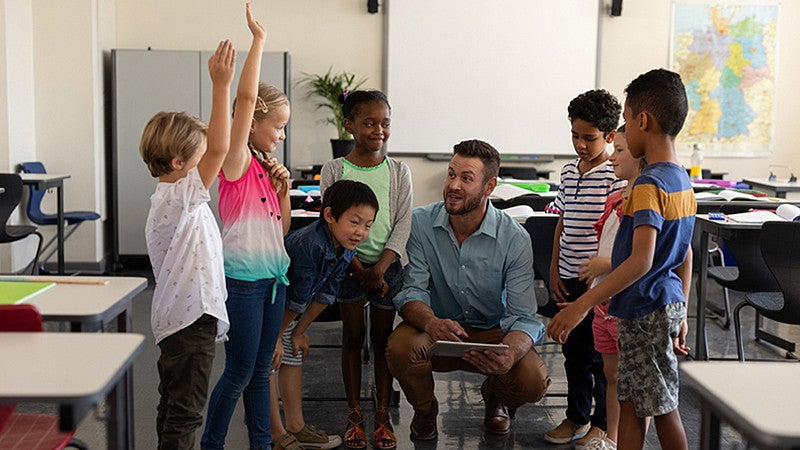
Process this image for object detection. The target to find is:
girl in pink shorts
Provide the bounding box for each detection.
[577,125,644,450]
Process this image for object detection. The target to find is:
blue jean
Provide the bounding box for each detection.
[201,278,285,450]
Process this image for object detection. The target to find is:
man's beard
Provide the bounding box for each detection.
[443,189,483,216]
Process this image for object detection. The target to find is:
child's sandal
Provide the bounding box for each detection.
[343,406,367,449]
[374,406,397,449]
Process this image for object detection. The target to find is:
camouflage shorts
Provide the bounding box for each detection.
[617,302,685,417]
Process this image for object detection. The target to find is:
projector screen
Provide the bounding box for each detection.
[385,0,601,156]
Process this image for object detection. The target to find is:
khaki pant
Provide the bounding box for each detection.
[386,322,551,413]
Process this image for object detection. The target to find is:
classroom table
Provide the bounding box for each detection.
[693,216,765,360]
[681,361,800,450]
[695,198,800,214]
[0,275,147,448]
[19,173,70,274]
[0,332,145,450]
[742,178,800,198]
[0,275,148,332]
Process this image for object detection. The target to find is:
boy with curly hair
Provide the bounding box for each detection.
[546,89,625,447]
[548,69,694,450]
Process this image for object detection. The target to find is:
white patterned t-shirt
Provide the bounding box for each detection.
[145,167,229,344]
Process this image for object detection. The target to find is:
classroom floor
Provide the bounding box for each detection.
[55,269,800,449]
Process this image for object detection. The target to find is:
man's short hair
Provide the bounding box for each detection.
[567,89,622,136]
[452,139,501,183]
[625,69,688,138]
[322,180,379,220]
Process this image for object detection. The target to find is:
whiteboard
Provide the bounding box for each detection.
[385,0,600,155]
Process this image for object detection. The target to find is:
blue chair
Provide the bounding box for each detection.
[18,162,100,269]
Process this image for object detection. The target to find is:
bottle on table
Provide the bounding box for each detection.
[690,143,703,181]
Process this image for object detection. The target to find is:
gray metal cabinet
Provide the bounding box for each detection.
[110,49,290,266]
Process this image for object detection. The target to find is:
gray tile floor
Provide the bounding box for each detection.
[60,272,799,449]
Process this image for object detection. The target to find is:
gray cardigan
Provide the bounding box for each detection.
[319,156,413,266]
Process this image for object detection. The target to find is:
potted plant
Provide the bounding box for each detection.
[298,67,366,158]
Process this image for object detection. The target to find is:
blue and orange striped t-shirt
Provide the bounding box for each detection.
[609,162,696,319]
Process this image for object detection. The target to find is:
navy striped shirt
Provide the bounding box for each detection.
[553,159,625,278]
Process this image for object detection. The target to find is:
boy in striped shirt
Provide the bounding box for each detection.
[546,89,625,447]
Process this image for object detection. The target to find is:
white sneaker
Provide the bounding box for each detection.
[576,437,608,450]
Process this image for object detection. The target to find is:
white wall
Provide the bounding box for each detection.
[114,0,384,169]
[2,0,799,270]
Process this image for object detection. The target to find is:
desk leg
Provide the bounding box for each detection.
[117,307,135,448]
[56,183,65,275]
[107,370,135,450]
[695,230,710,360]
[699,403,721,450]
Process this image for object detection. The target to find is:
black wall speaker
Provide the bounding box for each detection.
[610,0,623,16]
[368,0,379,14]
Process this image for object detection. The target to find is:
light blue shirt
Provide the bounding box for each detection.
[394,201,545,344]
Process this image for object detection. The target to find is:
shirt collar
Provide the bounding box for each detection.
[432,200,498,239]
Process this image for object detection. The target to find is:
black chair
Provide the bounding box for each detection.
[524,215,560,318]
[733,221,800,361]
[0,174,42,275]
[704,203,771,329]
[499,166,538,180]
[18,162,100,270]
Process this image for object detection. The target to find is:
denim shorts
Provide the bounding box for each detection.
[337,260,403,310]
[617,302,685,417]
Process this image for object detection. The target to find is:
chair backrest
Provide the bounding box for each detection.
[0,305,44,432]
[524,215,558,288]
[758,222,800,325]
[0,304,44,332]
[718,227,780,292]
[17,162,48,224]
[499,166,538,180]
[0,174,25,242]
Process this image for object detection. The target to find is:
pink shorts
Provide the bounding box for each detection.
[592,301,619,354]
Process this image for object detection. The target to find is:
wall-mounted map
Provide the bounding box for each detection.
[670,2,779,156]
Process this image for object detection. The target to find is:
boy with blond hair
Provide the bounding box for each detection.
[140,40,235,450]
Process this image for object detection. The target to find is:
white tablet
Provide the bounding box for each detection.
[427,341,509,358]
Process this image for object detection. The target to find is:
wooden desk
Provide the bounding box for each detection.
[681,361,800,449]
[694,216,765,360]
[19,173,70,274]
[0,332,145,450]
[0,275,147,332]
[742,178,800,199]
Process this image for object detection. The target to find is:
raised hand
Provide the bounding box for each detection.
[245,2,266,42]
[208,40,235,86]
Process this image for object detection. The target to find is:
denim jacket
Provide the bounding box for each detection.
[285,219,356,314]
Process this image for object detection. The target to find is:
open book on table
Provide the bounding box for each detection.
[491,183,543,201]
[726,204,800,223]
[500,205,534,220]
[695,189,761,201]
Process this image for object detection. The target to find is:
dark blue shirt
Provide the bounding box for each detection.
[285,219,356,314]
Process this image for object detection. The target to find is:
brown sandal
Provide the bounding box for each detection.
[343,406,367,449]
[374,406,397,449]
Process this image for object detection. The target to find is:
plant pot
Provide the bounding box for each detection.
[331,139,355,159]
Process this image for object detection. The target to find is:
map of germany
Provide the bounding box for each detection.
[671,4,778,155]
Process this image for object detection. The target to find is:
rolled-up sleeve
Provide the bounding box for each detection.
[499,230,545,344]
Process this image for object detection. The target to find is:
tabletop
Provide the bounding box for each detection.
[0,276,147,330]
[681,361,800,449]
[0,332,144,403]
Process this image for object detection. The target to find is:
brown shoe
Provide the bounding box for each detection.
[481,378,512,435]
[409,397,438,440]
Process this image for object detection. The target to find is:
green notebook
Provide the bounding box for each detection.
[0,281,56,305]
